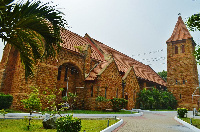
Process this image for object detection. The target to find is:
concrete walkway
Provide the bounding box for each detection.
[114,111,195,132]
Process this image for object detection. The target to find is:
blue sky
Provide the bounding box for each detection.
[1,0,200,73]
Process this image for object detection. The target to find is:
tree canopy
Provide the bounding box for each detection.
[187,13,200,63]
[157,70,167,81]
[0,0,67,78]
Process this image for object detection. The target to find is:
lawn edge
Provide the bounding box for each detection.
[174,116,200,131]
[100,118,123,132]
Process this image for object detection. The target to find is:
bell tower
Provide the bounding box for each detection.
[167,16,199,109]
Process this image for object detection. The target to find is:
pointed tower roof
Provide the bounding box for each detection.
[167,16,192,43]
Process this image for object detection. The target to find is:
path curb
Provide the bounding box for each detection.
[100,118,123,132]
[174,116,200,132]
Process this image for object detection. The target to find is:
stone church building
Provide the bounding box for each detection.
[0,16,198,110]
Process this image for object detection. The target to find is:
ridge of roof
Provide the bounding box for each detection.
[122,66,133,80]
[167,16,192,43]
[97,58,114,76]
[84,34,105,61]
[85,59,113,81]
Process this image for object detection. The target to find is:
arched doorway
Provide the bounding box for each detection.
[57,63,84,97]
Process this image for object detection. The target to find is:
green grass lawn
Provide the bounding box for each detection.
[5,109,134,114]
[149,109,176,111]
[5,109,24,113]
[59,110,134,114]
[180,118,200,129]
[0,118,119,132]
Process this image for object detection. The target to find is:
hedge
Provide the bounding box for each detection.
[0,93,13,109]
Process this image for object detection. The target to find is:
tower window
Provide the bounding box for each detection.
[57,65,62,80]
[180,94,182,99]
[91,86,93,97]
[182,45,185,53]
[116,88,118,98]
[105,87,107,98]
[175,46,178,54]
[176,80,178,85]
[183,80,185,84]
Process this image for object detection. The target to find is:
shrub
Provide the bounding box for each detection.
[56,114,81,132]
[21,87,42,113]
[136,88,177,110]
[62,92,78,110]
[177,108,188,118]
[0,93,13,109]
[110,98,128,112]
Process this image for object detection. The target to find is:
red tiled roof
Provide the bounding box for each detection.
[60,29,166,86]
[60,29,103,61]
[93,39,167,86]
[167,16,192,43]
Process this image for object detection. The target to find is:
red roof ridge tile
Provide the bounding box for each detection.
[167,16,192,43]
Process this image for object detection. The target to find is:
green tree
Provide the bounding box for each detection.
[186,13,200,63]
[0,0,66,78]
[157,70,167,81]
[136,88,177,110]
[21,86,42,130]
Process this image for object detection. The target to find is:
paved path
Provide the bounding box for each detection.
[114,111,194,132]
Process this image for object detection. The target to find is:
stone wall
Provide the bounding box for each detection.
[1,45,88,110]
[123,68,140,109]
[84,60,123,110]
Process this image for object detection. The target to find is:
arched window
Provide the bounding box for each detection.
[57,65,62,80]
[182,45,185,53]
[175,46,178,54]
[64,66,68,81]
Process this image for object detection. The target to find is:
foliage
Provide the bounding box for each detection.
[0,118,118,132]
[0,93,13,109]
[62,92,78,110]
[0,109,7,119]
[21,86,42,130]
[56,114,81,132]
[136,88,177,110]
[157,70,167,81]
[186,14,200,63]
[177,108,188,118]
[21,87,42,113]
[110,98,128,112]
[74,46,84,53]
[95,96,109,102]
[0,0,67,78]
[43,87,63,115]
[95,96,110,111]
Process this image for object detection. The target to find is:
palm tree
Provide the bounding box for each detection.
[0,0,67,78]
